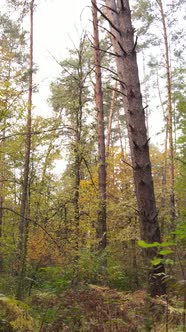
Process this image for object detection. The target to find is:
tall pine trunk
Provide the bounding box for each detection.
[16,0,34,300]
[92,0,107,253]
[104,0,166,296]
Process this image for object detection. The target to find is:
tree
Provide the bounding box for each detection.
[0,12,28,272]
[49,34,93,280]
[155,0,176,231]
[132,0,186,235]
[16,0,34,300]
[92,0,107,253]
[102,0,166,296]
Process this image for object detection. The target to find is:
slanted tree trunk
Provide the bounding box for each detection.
[156,0,176,232]
[104,0,166,296]
[92,0,107,252]
[16,0,34,300]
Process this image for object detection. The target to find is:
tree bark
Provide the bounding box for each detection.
[16,0,34,300]
[104,0,166,296]
[92,0,107,252]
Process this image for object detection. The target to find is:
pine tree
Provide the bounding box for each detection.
[103,0,166,296]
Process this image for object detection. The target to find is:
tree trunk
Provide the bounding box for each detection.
[0,58,13,272]
[0,171,3,272]
[0,128,5,272]
[16,0,34,300]
[106,82,117,154]
[156,0,176,232]
[104,0,166,296]
[92,0,107,253]
[72,38,85,283]
[72,123,81,282]
[131,239,139,289]
[156,70,168,237]
[116,108,125,159]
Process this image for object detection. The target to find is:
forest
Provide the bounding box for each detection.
[0,0,185,331]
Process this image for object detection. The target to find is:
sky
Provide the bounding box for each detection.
[33,0,91,117]
[33,0,91,172]
[1,0,164,146]
[32,0,164,146]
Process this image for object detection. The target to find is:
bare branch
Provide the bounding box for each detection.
[82,157,97,190]
[91,45,121,58]
[101,4,118,14]
[2,207,62,251]
[121,158,134,169]
[99,65,118,77]
[91,0,121,36]
[107,85,127,97]
[111,76,126,87]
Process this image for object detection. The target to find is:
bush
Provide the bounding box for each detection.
[0,295,34,332]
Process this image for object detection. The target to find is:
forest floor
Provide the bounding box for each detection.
[0,283,184,331]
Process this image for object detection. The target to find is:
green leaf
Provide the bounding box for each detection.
[159,249,173,255]
[138,240,160,248]
[160,242,175,247]
[151,258,161,266]
[164,258,174,265]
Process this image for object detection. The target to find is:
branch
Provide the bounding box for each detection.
[82,157,97,190]
[91,44,121,58]
[99,65,117,77]
[2,207,62,251]
[107,86,127,97]
[143,105,149,110]
[132,36,138,53]
[143,137,151,147]
[101,4,118,14]
[111,76,126,87]
[91,1,121,36]
[0,125,75,140]
[107,193,139,214]
[97,23,121,49]
[121,158,134,169]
